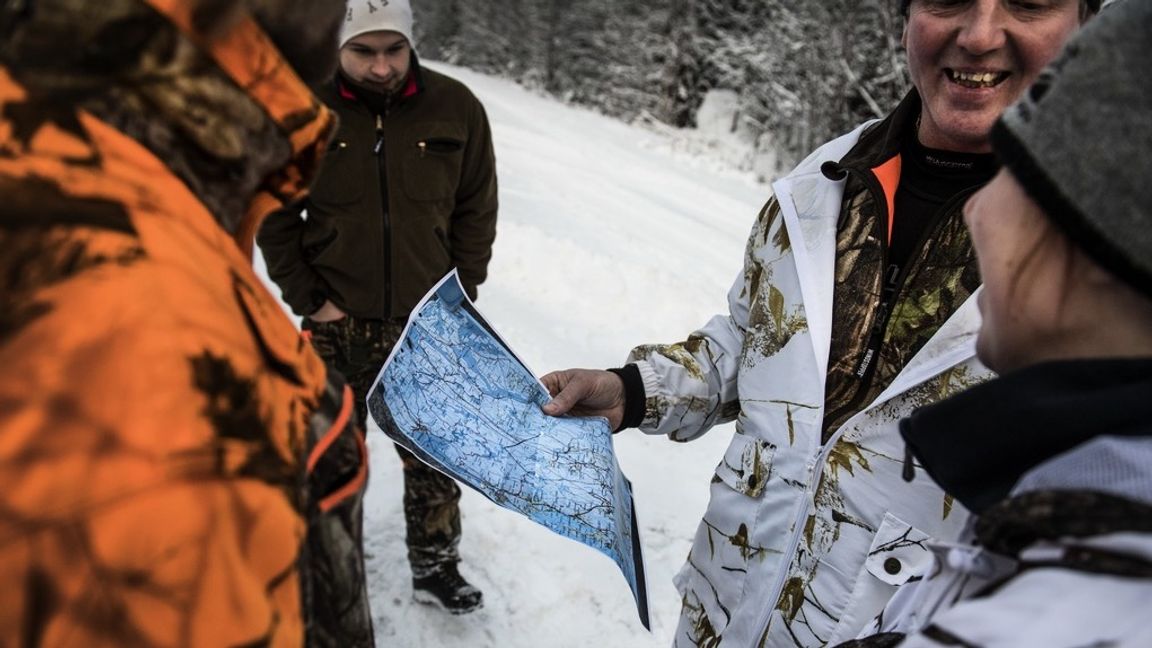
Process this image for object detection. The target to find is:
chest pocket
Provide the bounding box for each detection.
[309,137,368,207]
[402,121,467,202]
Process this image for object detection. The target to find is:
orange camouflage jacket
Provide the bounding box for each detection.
[0,1,371,646]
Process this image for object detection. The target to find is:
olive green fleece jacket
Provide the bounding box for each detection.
[258,61,498,319]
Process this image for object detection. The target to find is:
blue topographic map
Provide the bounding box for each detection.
[367,272,649,628]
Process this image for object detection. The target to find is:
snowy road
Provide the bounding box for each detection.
[259,62,771,647]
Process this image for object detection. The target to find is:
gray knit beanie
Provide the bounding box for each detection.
[340,0,414,49]
[992,0,1152,299]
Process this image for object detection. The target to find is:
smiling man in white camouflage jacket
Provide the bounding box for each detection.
[543,0,1098,645]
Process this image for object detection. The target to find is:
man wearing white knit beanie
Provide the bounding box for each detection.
[341,0,415,50]
[259,0,498,617]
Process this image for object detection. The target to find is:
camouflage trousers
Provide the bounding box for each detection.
[305,315,464,577]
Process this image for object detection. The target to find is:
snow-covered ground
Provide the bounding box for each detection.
[258,62,771,647]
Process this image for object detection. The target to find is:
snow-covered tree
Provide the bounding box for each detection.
[414,0,909,174]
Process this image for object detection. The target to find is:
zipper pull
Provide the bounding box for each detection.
[418,141,427,158]
[374,114,384,155]
[854,347,876,380]
[854,262,902,379]
[854,319,885,379]
[902,439,916,482]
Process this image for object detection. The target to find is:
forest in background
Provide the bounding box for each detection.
[413,0,909,175]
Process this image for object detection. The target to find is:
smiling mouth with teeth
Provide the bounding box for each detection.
[946,69,1010,88]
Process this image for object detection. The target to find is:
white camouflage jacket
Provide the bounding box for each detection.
[630,115,993,647]
[851,363,1152,648]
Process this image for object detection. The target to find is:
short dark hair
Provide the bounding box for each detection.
[900,0,1101,18]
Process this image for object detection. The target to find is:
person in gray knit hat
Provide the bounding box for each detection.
[839,2,1152,646]
[992,0,1152,303]
[258,0,498,615]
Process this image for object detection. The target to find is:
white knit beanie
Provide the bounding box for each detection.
[340,0,414,49]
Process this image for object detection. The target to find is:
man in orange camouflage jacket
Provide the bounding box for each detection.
[0,0,375,645]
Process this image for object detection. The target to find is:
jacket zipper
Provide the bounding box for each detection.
[823,175,975,436]
[753,165,890,645]
[821,165,891,437]
[856,185,977,378]
[375,113,392,317]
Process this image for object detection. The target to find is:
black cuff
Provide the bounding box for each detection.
[607,364,645,432]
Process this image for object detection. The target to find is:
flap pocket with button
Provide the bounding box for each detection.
[825,513,940,643]
[712,432,776,498]
[864,512,934,586]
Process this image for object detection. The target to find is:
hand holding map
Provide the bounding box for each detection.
[366,271,650,629]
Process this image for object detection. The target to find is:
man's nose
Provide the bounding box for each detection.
[370,55,394,78]
[956,1,1008,55]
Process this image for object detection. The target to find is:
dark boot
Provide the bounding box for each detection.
[412,563,484,615]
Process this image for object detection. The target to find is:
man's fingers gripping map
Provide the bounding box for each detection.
[367,271,650,629]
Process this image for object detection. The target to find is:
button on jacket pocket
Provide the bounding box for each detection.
[826,512,937,642]
[712,432,777,498]
[403,123,466,202]
[309,139,367,206]
[864,513,934,586]
[417,138,464,156]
